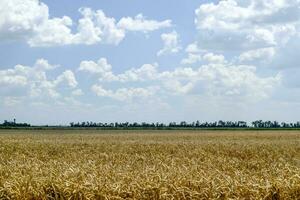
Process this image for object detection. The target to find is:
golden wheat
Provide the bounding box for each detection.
[0,130,299,199]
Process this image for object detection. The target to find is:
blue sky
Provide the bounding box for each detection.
[1,0,300,125]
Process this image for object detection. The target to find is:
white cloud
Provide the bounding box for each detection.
[185,43,202,54]
[239,47,276,62]
[91,84,158,101]
[116,64,158,82]
[34,58,59,71]
[75,9,102,45]
[0,59,57,88]
[181,43,205,65]
[71,89,84,96]
[28,16,75,47]
[83,57,280,101]
[158,63,281,99]
[117,14,172,32]
[78,58,158,82]
[164,80,194,94]
[0,0,172,47]
[181,45,226,65]
[0,0,48,41]
[78,57,112,74]
[194,64,281,100]
[157,31,181,56]
[54,70,78,88]
[75,8,125,45]
[195,0,300,51]
[191,0,300,94]
[0,71,28,87]
[181,54,202,65]
[78,58,118,81]
[28,7,125,47]
[202,53,226,64]
[0,59,78,102]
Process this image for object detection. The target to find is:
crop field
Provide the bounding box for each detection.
[0,130,299,199]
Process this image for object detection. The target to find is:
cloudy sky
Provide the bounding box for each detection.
[1,0,300,125]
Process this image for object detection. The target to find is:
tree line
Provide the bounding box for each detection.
[1,119,300,128]
[0,119,30,127]
[70,120,300,128]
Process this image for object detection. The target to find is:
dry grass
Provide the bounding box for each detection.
[0,130,299,199]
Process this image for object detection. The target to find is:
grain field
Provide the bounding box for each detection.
[0,130,299,199]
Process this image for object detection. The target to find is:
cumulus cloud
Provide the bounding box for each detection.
[91,84,158,101]
[159,64,281,100]
[181,54,202,65]
[239,47,276,62]
[202,53,226,64]
[0,59,57,88]
[79,58,158,82]
[71,89,84,96]
[164,80,194,94]
[78,58,118,81]
[117,14,172,32]
[0,59,78,102]
[194,64,281,100]
[0,0,172,47]
[181,45,225,65]
[34,58,59,71]
[78,58,112,74]
[0,0,48,41]
[157,31,181,56]
[186,0,300,93]
[185,43,202,54]
[28,7,125,47]
[54,70,78,88]
[116,64,158,82]
[28,16,75,47]
[181,43,204,65]
[1,0,294,112]
[195,0,300,51]
[74,8,125,45]
[0,71,28,87]
[83,57,281,101]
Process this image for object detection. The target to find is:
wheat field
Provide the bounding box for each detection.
[0,130,299,199]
